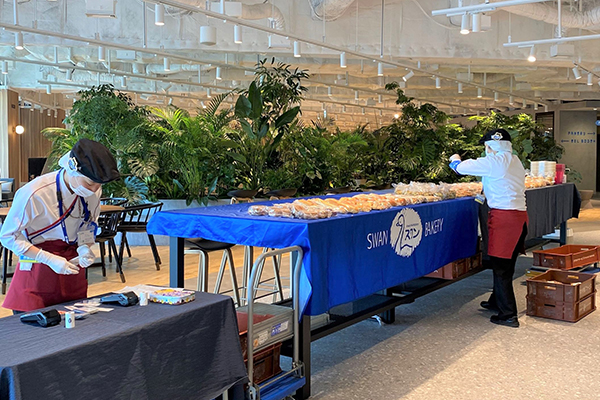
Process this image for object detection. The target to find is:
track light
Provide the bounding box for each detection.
[164,57,170,71]
[377,62,384,76]
[509,95,514,105]
[477,87,482,98]
[340,52,347,68]
[155,3,165,26]
[587,72,593,86]
[435,76,441,89]
[121,76,127,87]
[46,84,52,95]
[234,25,242,44]
[1,61,7,74]
[494,92,499,102]
[572,66,582,80]
[15,32,24,50]
[460,14,470,35]
[98,46,106,62]
[472,13,481,33]
[527,46,536,62]
[402,70,414,82]
[293,41,301,58]
[458,82,463,93]
[66,69,73,81]
[206,88,212,98]
[216,67,222,80]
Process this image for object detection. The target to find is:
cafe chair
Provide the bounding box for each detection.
[117,202,163,270]
[263,188,297,200]
[185,238,241,307]
[100,197,128,207]
[227,189,258,204]
[0,178,15,206]
[92,209,126,283]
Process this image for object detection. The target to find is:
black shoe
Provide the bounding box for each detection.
[480,301,500,311]
[490,315,520,328]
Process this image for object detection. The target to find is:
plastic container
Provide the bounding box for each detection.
[236,303,293,357]
[530,161,540,177]
[425,258,468,280]
[555,164,565,185]
[532,244,599,270]
[526,270,596,304]
[251,343,282,384]
[527,292,596,322]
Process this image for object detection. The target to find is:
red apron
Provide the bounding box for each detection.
[488,209,529,259]
[2,240,87,312]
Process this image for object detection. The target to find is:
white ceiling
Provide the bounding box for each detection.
[2,0,600,128]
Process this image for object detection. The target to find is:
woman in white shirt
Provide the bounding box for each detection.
[0,139,119,313]
[450,129,528,328]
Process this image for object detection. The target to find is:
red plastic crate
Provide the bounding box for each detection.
[532,245,599,270]
[527,292,596,322]
[425,259,467,280]
[526,270,596,304]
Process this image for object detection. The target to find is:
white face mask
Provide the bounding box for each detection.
[73,185,96,197]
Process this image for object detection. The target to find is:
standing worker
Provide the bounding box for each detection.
[0,139,119,313]
[449,128,528,328]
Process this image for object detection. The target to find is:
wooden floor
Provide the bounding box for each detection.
[0,244,291,318]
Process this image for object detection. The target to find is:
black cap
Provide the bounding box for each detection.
[70,139,120,184]
[479,128,512,145]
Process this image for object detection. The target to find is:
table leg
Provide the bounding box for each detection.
[294,316,311,400]
[559,221,568,245]
[380,288,396,324]
[169,236,185,288]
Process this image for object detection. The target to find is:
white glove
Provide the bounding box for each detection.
[36,249,80,275]
[449,154,462,162]
[76,245,96,268]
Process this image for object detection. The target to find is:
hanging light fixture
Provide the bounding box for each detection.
[402,70,414,82]
[164,57,170,71]
[342,105,347,113]
[572,66,582,80]
[200,101,207,109]
[66,69,73,81]
[460,14,470,35]
[361,107,365,115]
[234,25,242,44]
[15,32,24,50]
[587,72,593,86]
[534,103,539,111]
[354,90,359,101]
[435,76,441,89]
[527,46,536,62]
[155,3,165,26]
[509,95,514,105]
[327,86,332,97]
[494,92,499,102]
[378,94,383,103]
[200,26,217,46]
[544,105,549,112]
[1,61,7,74]
[98,46,106,62]
[206,88,212,98]
[340,52,347,68]
[216,67,222,80]
[121,76,127,87]
[472,13,481,33]
[46,84,52,95]
[377,62,384,76]
[293,41,301,58]
[522,99,527,108]
[477,87,482,98]
[458,82,463,93]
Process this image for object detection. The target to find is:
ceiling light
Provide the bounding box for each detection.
[293,41,301,57]
[379,110,383,117]
[477,87,482,98]
[522,99,527,107]
[66,69,73,81]
[435,76,441,89]
[121,76,127,87]
[527,46,536,62]
[458,82,463,93]
[155,3,165,26]
[361,107,365,115]
[234,25,242,44]
[15,125,24,134]
[460,14,470,35]
[216,67,222,80]
[201,101,207,109]
[47,109,51,116]
[534,103,539,110]
[509,95,514,105]
[206,88,212,98]
[355,90,359,100]
[164,57,170,71]
[342,105,347,112]
[587,72,593,86]
[1,61,7,74]
[544,105,548,112]
[402,70,414,82]
[377,62,384,76]
[472,13,481,33]
[340,52,347,68]
[394,113,399,119]
[15,32,24,50]
[378,94,383,103]
[168,97,173,105]
[46,84,52,95]
[200,26,217,46]
[322,103,326,111]
[327,86,332,97]
[494,91,499,102]
[572,66,582,80]
[98,46,106,62]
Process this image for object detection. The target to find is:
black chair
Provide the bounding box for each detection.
[92,209,126,283]
[117,202,163,270]
[100,197,128,207]
[185,238,241,306]
[1,178,15,206]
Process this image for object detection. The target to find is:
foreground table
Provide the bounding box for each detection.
[0,291,247,400]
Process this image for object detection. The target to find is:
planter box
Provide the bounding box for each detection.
[121,198,231,246]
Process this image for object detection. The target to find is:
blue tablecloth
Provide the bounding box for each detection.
[148,194,479,315]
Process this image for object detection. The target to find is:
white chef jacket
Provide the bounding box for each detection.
[0,170,101,256]
[456,152,526,211]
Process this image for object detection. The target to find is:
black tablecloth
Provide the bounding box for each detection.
[0,292,247,400]
[480,183,581,257]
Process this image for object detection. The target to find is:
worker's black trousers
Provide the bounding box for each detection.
[486,224,528,319]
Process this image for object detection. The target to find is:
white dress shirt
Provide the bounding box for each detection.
[456,152,527,211]
[0,170,101,256]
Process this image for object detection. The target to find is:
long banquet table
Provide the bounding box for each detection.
[0,291,247,400]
